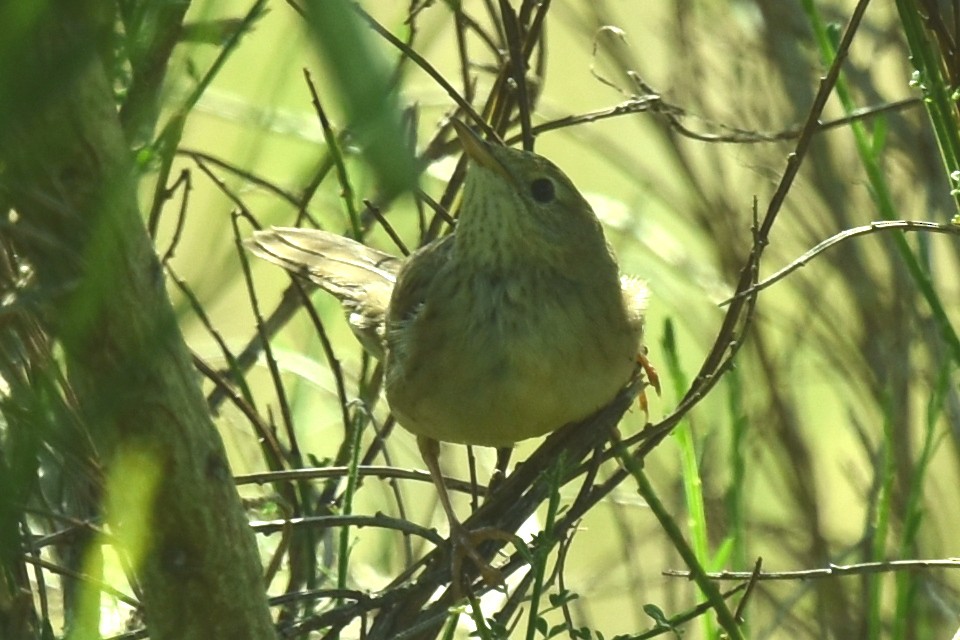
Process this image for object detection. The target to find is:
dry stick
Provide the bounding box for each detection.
[303,69,362,240]
[176,285,289,469]
[659,96,921,144]
[192,355,286,468]
[734,557,765,623]
[528,93,918,146]
[352,3,491,138]
[196,163,341,416]
[362,199,410,256]
[584,25,919,144]
[238,212,354,448]
[232,212,303,464]
[486,0,552,143]
[498,0,534,150]
[21,556,139,608]
[206,283,302,413]
[721,220,960,306]
[664,558,960,581]
[235,465,479,502]
[249,513,444,546]
[234,213,331,605]
[178,148,303,206]
[159,169,191,264]
[452,6,475,111]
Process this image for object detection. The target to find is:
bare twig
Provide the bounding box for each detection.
[721,220,960,305]
[664,558,960,581]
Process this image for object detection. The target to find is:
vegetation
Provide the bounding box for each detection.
[1,1,959,638]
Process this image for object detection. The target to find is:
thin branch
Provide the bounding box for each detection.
[249,513,445,546]
[664,558,960,581]
[722,220,960,305]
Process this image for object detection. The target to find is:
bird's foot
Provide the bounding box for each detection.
[449,523,522,596]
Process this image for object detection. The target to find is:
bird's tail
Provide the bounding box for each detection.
[245,227,401,355]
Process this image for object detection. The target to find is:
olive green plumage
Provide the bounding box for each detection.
[247,121,646,447]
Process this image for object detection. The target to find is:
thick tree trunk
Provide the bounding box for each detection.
[0,5,275,638]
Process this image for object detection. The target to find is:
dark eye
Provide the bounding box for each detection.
[530,177,555,203]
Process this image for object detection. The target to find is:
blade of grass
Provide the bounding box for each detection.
[661,318,714,639]
[613,439,743,639]
[866,396,894,640]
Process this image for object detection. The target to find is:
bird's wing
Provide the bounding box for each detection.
[383,234,455,371]
[386,234,455,326]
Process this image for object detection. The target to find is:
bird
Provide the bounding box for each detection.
[246,119,651,588]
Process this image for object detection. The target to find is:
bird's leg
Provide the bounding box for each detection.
[417,435,518,592]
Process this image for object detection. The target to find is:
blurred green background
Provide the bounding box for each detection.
[140,0,960,637]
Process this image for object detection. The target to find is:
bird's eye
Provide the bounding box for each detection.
[530,177,556,203]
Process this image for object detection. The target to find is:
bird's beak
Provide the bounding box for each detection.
[451,120,511,180]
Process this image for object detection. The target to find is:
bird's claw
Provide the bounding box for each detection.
[636,352,661,418]
[449,524,522,596]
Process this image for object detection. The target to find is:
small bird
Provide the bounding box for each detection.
[247,120,650,586]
